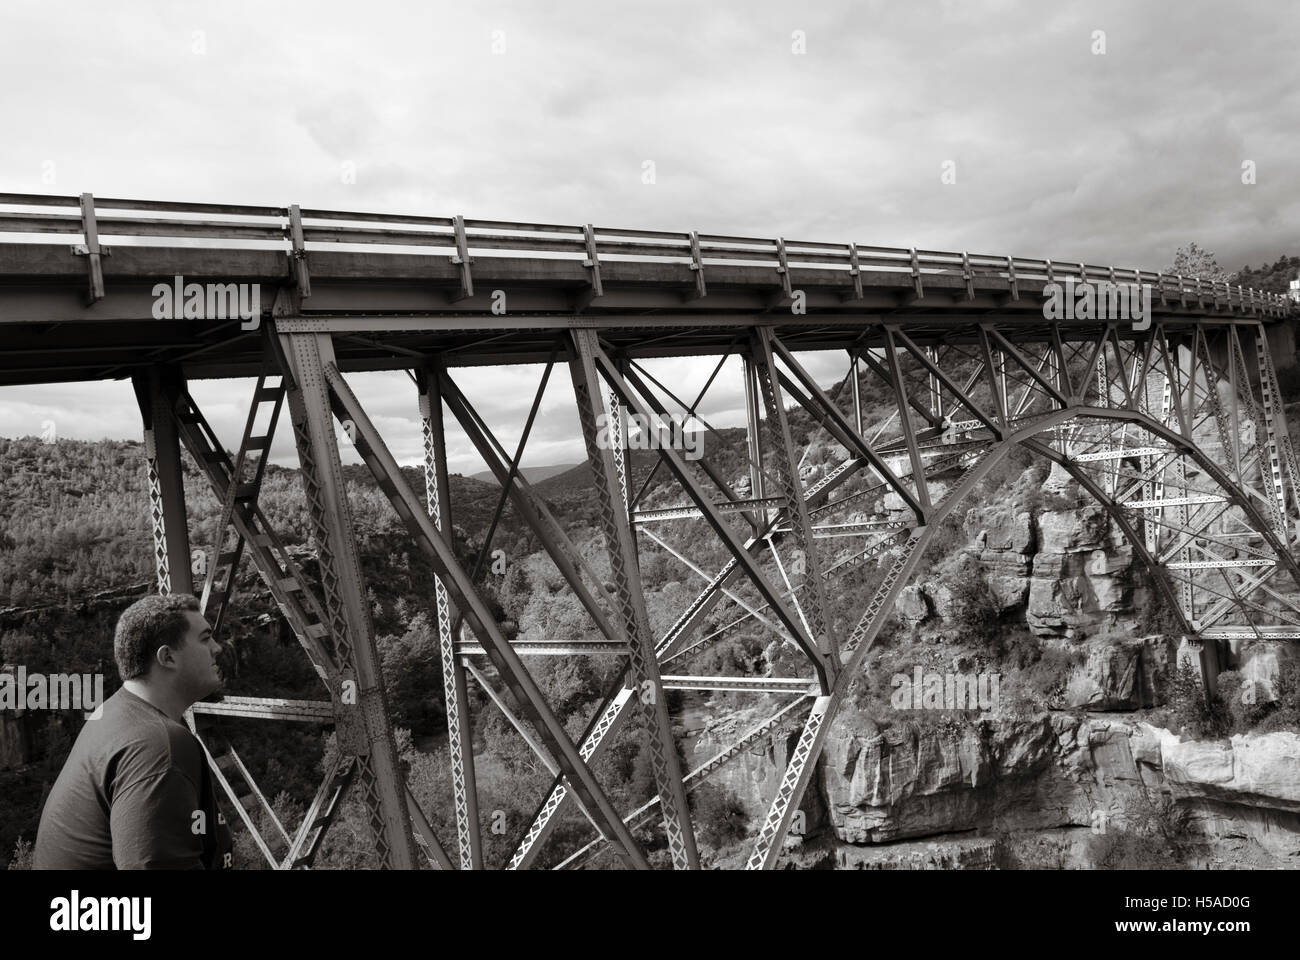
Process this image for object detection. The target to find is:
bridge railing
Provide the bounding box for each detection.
[0,192,1290,316]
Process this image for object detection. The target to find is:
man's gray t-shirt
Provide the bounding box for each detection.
[34,687,232,870]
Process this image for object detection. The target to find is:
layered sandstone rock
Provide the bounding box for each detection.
[1063,635,1175,710]
[813,712,1300,863]
[963,502,1033,613]
[1027,503,1151,639]
[897,482,1153,640]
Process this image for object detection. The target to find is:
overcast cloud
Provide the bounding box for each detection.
[2,0,1296,474]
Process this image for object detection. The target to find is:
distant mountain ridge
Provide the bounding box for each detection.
[469,462,583,485]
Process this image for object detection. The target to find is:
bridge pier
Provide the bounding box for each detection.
[417,368,484,870]
[131,366,194,596]
[277,330,423,870]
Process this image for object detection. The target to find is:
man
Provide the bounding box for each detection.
[34,593,233,870]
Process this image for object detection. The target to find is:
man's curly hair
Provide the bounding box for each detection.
[114,593,201,681]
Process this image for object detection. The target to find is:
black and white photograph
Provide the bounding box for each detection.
[0,0,1293,940]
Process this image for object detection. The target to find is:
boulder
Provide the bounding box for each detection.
[987,575,1030,612]
[964,503,1034,557]
[894,585,930,624]
[1036,504,1110,555]
[921,581,955,621]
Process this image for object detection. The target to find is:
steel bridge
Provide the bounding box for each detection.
[2,192,1298,870]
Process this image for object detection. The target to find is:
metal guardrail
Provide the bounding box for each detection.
[0,191,1291,317]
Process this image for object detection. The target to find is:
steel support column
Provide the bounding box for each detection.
[418,368,484,870]
[278,330,422,870]
[743,352,766,520]
[570,329,699,870]
[132,366,194,595]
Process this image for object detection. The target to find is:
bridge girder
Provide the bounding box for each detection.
[10,194,1299,869]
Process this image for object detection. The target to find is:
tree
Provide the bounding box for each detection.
[376,615,445,736]
[1165,243,1231,283]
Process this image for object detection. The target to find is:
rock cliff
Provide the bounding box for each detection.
[695,704,1300,868]
[691,459,1300,868]
[899,467,1154,641]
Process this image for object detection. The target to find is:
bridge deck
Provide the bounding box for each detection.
[0,192,1291,385]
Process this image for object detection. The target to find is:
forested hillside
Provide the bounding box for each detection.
[0,421,772,867]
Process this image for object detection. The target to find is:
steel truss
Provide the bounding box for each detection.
[129,315,1299,870]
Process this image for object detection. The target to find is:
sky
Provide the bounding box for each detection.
[1,0,1297,475]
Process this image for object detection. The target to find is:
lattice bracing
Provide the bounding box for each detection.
[63,195,1295,869]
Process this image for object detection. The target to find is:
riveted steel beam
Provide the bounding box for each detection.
[279,331,424,870]
[571,329,700,869]
[131,367,194,596]
[417,367,484,870]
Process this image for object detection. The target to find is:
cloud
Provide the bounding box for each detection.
[3,0,1297,458]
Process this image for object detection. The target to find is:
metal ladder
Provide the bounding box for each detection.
[199,374,287,643]
[171,388,339,683]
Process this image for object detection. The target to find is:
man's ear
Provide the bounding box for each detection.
[154,643,178,671]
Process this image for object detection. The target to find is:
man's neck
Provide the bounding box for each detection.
[122,679,190,725]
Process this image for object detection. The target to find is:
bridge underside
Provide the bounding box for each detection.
[0,236,1292,384]
[4,194,1298,869]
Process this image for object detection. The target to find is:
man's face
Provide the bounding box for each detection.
[168,611,224,702]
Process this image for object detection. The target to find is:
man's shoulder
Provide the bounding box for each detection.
[96,689,202,785]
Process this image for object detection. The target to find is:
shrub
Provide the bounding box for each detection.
[947,557,1000,641]
[1023,645,1085,705]
[690,783,749,848]
[1135,591,1180,637]
[1086,791,1190,869]
[994,829,1069,870]
[376,615,445,737]
[924,515,968,565]
[6,836,33,870]
[995,627,1041,668]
